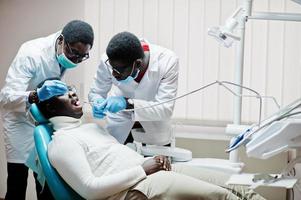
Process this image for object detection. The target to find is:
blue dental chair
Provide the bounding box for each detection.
[29,104,84,200]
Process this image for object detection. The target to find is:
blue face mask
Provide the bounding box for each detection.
[56,53,77,69]
[118,69,140,84]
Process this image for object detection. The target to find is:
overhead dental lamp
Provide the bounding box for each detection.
[208,7,243,48]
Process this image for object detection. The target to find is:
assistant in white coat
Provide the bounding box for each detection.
[89,32,179,145]
[0,20,93,200]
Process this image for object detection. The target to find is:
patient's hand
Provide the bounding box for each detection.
[142,155,171,175]
[155,155,171,171]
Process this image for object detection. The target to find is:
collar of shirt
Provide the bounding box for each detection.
[49,116,82,131]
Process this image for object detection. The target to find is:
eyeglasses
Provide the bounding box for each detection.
[65,42,90,62]
[104,59,135,79]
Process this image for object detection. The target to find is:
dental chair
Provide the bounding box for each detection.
[29,104,84,200]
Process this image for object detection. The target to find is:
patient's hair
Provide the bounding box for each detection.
[36,77,61,119]
[62,20,94,47]
[106,31,144,65]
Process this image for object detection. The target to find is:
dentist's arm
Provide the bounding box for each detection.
[28,80,68,103]
[132,56,179,121]
[0,56,36,111]
[88,55,113,102]
[89,55,113,119]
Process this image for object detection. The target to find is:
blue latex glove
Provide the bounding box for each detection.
[37,80,68,101]
[92,98,107,119]
[104,96,127,113]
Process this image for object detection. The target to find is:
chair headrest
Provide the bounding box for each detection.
[29,104,49,125]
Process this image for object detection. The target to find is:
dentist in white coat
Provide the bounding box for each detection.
[89,32,179,145]
[0,20,94,200]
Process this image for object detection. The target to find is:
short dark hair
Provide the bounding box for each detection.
[62,20,94,47]
[106,32,144,65]
[36,77,61,119]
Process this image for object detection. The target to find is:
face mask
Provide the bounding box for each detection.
[56,53,77,69]
[118,69,140,84]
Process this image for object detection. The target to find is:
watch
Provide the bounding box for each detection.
[126,98,134,109]
[28,90,40,104]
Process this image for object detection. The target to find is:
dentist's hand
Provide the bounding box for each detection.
[37,80,68,101]
[92,98,107,119]
[104,96,127,113]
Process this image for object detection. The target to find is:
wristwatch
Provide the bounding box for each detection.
[126,98,134,109]
[28,90,40,104]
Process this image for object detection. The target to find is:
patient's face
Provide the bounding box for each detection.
[54,90,83,119]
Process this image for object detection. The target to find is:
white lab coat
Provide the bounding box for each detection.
[89,42,179,144]
[0,31,64,163]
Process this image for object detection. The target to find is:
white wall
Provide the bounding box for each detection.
[0,0,85,198]
[83,0,301,125]
[1,0,300,199]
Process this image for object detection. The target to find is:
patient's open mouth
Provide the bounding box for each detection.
[72,99,82,108]
[75,101,81,106]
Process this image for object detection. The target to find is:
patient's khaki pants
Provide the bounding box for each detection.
[127,164,265,200]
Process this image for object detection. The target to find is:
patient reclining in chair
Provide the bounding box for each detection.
[36,84,265,200]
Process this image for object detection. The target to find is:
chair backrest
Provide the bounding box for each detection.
[29,104,84,200]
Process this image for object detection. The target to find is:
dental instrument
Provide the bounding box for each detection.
[226,99,301,153]
[83,80,280,128]
[226,98,301,193]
